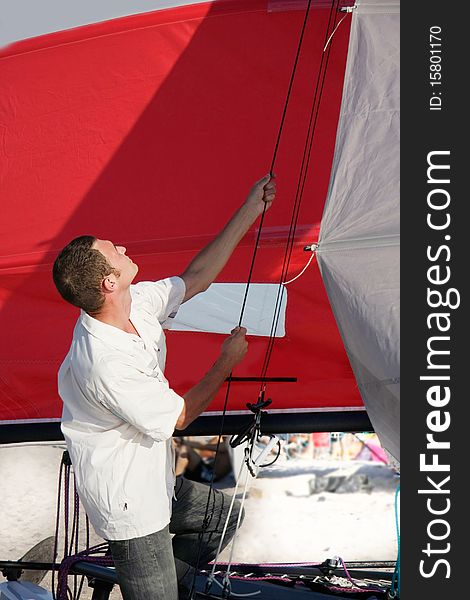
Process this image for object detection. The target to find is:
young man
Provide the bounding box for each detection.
[52,174,276,600]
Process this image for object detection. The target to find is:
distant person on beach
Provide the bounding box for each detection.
[175,436,232,483]
[52,174,276,600]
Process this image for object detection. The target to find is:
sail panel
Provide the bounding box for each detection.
[172,283,287,337]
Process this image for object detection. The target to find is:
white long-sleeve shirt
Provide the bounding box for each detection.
[59,276,186,540]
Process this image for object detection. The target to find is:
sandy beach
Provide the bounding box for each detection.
[0,443,399,598]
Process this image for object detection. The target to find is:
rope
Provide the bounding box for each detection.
[52,452,107,600]
[188,3,316,597]
[220,468,254,597]
[210,454,253,597]
[57,547,114,600]
[203,567,391,594]
[211,577,261,598]
[390,485,400,597]
[323,13,349,52]
[237,0,315,324]
[206,452,249,588]
[190,2,348,596]
[188,379,234,599]
[261,2,340,378]
[282,250,315,285]
[207,436,280,598]
[315,556,392,593]
[51,459,64,599]
[260,0,341,384]
[64,462,70,564]
[211,561,322,568]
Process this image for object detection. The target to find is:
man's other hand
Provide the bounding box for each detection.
[220,327,248,369]
[244,174,276,215]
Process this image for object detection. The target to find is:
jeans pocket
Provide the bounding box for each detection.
[108,539,130,563]
[174,475,185,498]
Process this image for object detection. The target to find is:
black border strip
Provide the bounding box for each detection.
[402,2,464,597]
[0,410,372,444]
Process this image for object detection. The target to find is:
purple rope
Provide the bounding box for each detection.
[326,583,382,594]
[227,574,296,585]
[74,481,80,553]
[73,482,80,600]
[52,461,65,599]
[338,557,386,593]
[85,515,90,557]
[208,569,387,595]
[64,464,70,559]
[53,455,115,600]
[214,561,323,568]
[56,546,114,600]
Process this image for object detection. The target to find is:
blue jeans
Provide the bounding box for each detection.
[107,476,243,600]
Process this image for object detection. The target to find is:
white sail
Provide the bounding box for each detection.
[317,0,400,461]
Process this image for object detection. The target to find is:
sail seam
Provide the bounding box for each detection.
[316,234,399,253]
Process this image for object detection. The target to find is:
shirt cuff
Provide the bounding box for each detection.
[161,276,186,329]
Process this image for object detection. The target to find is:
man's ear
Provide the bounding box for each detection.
[102,274,117,294]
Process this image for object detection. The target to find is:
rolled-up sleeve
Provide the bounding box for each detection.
[96,359,184,442]
[131,277,186,329]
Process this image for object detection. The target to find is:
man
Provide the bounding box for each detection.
[52,174,276,599]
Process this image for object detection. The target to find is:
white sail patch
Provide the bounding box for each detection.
[171,283,287,337]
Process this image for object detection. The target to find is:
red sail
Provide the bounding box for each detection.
[0,0,361,427]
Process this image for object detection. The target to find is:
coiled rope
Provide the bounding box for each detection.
[52,451,110,600]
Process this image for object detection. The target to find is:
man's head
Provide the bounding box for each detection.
[53,236,138,314]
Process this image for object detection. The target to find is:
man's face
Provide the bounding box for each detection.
[93,239,138,288]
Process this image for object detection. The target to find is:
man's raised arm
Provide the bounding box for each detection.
[175,326,248,430]
[179,174,276,303]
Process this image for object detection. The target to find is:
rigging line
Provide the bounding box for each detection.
[261,30,338,381]
[221,463,254,597]
[261,0,342,381]
[260,0,342,382]
[270,0,339,288]
[52,460,64,600]
[206,449,249,591]
[188,375,235,600]
[199,24,343,583]
[283,10,338,274]
[269,0,314,176]
[190,2,317,593]
[237,0,314,326]
[323,13,349,52]
[211,577,260,598]
[282,250,315,285]
[259,0,340,379]
[237,207,267,327]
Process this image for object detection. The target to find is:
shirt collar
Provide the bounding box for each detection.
[79,310,141,353]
